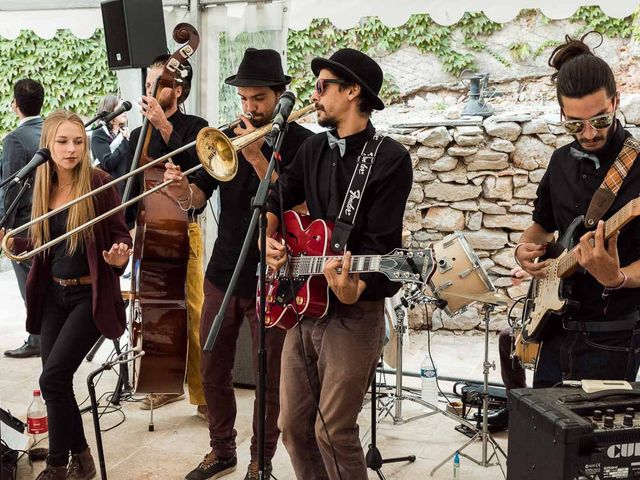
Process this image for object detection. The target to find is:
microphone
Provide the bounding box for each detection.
[10,148,51,185]
[103,101,132,124]
[270,91,296,136]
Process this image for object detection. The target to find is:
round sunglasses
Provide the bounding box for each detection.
[562,112,615,135]
[314,78,352,96]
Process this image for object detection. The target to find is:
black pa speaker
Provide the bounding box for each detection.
[101,0,168,70]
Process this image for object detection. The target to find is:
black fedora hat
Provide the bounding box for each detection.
[225,48,292,87]
[311,48,385,111]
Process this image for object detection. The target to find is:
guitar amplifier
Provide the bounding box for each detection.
[508,384,640,479]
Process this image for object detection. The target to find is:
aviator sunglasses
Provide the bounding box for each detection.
[562,112,615,135]
[315,78,351,96]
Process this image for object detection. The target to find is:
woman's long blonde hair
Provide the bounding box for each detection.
[30,110,95,255]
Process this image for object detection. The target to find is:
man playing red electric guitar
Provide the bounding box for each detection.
[264,48,412,480]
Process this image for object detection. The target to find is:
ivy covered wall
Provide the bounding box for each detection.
[285,6,640,105]
[0,29,118,136]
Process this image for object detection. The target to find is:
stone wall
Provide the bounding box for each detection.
[381,102,640,332]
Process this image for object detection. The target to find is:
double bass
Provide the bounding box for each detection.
[127,23,200,394]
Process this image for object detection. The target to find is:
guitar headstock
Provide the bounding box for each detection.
[379,248,435,286]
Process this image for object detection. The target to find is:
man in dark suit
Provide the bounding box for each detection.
[1,78,44,358]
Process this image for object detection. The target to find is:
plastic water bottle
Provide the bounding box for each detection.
[453,451,460,479]
[420,354,438,406]
[26,389,48,460]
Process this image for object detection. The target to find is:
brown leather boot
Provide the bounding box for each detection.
[35,464,67,480]
[66,448,96,480]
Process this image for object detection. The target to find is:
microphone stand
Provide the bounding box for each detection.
[203,124,289,480]
[0,177,32,230]
[84,111,108,129]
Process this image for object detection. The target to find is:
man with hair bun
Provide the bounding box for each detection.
[515,32,640,387]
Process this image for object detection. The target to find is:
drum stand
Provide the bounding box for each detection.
[429,303,507,478]
[374,290,478,431]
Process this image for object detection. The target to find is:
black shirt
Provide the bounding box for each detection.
[50,209,90,279]
[125,109,208,226]
[193,121,313,298]
[533,121,640,322]
[267,122,413,301]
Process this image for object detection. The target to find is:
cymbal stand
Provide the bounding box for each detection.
[429,303,506,478]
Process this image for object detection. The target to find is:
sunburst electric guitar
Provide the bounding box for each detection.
[259,210,435,330]
[521,197,640,343]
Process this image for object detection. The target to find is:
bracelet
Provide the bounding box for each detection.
[513,243,525,268]
[177,184,194,212]
[602,271,628,299]
[605,270,627,290]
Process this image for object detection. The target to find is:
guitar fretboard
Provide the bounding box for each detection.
[556,199,639,277]
[280,255,382,277]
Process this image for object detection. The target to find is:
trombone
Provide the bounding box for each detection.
[1,104,316,263]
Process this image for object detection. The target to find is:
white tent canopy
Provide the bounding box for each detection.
[0,0,637,39]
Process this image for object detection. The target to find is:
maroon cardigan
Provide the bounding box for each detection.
[14,169,132,340]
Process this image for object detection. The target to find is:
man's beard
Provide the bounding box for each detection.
[317,112,338,129]
[251,114,269,128]
[158,96,173,112]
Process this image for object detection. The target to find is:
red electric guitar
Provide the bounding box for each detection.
[259,210,435,330]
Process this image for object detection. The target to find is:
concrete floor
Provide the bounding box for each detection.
[0,269,523,479]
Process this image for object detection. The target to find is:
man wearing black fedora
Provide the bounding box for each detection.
[163,47,312,480]
[265,48,412,479]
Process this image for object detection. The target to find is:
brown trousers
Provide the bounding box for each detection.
[278,300,385,480]
[199,280,286,461]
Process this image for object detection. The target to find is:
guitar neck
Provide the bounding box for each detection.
[285,255,382,277]
[556,201,637,278]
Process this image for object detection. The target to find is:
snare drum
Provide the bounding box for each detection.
[429,232,494,316]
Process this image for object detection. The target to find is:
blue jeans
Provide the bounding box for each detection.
[533,323,640,388]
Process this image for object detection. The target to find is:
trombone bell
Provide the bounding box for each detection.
[196,128,237,182]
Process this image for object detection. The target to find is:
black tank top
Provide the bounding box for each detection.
[49,209,90,279]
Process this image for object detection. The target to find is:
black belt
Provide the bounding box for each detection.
[563,311,640,333]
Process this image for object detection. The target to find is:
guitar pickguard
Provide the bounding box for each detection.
[522,216,584,342]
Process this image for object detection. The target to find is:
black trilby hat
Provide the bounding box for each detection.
[225,48,292,87]
[311,48,385,111]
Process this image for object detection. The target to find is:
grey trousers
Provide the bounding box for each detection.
[278,300,385,480]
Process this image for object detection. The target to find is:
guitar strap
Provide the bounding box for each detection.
[584,136,640,228]
[330,133,385,252]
